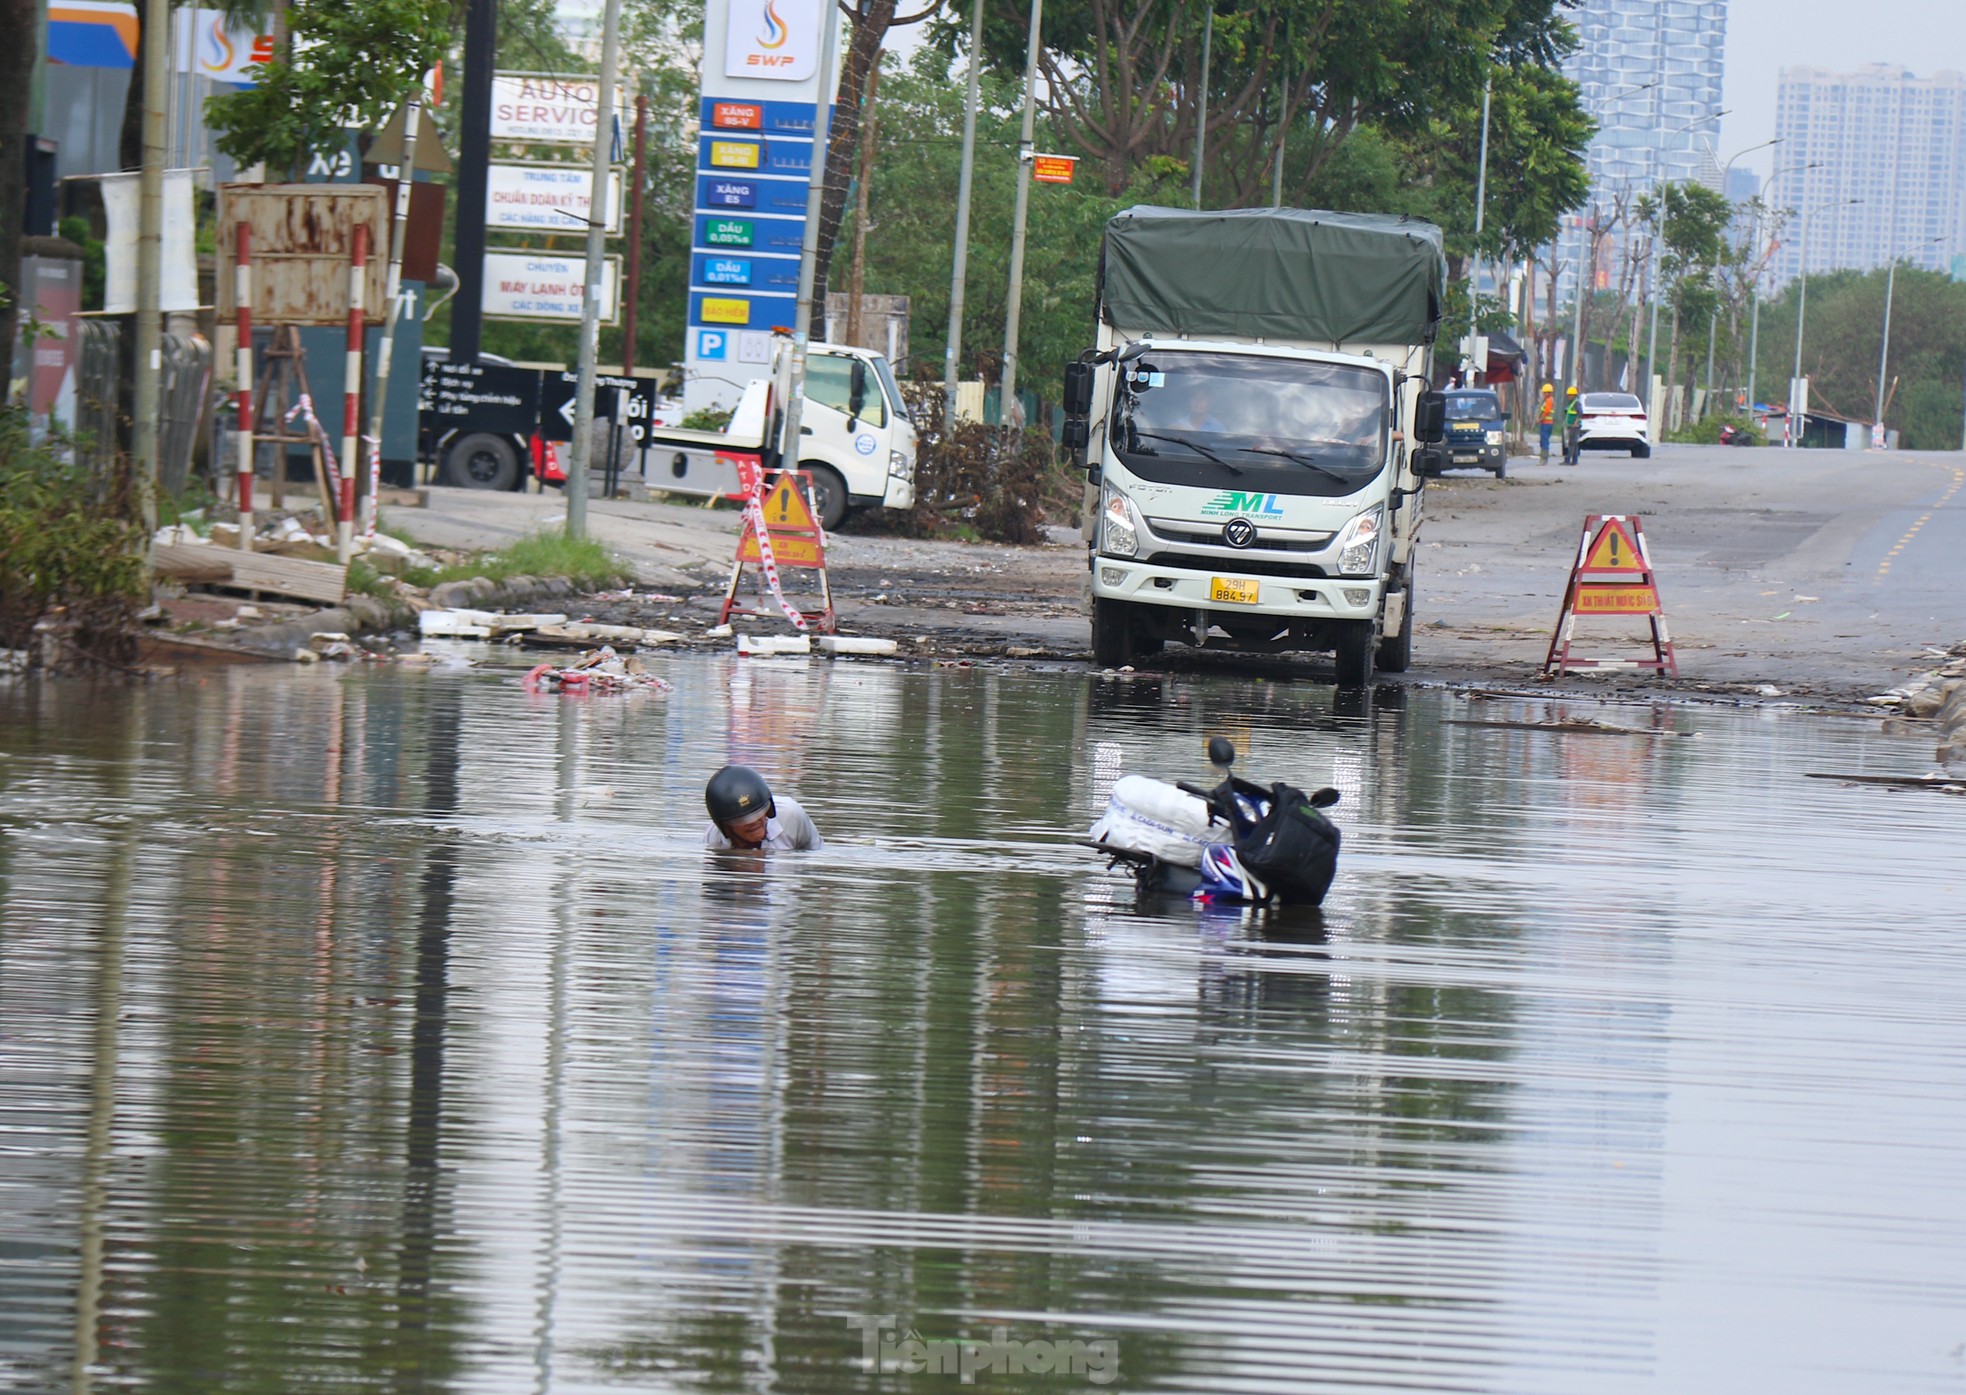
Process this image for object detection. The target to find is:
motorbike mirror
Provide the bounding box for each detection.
[1309,786,1340,808]
[1207,737,1236,767]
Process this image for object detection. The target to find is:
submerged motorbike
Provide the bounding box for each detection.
[1080,738,1341,905]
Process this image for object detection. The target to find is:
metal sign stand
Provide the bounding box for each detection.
[1544,513,1677,676]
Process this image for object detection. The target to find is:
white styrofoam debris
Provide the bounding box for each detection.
[817,635,898,657]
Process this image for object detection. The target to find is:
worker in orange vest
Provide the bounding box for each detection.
[1537,383,1555,462]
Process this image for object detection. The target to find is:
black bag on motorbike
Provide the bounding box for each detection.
[1232,781,1341,905]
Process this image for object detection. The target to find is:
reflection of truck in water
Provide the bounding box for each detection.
[417,337,915,530]
[1061,207,1448,687]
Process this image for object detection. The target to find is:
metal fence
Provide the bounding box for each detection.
[159,330,212,497]
[69,321,212,496]
[75,319,122,482]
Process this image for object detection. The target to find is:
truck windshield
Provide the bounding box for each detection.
[1109,352,1390,496]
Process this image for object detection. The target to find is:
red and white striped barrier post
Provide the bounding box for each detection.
[233,222,254,551]
[337,224,368,563]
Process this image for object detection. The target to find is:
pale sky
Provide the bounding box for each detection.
[1719,0,1966,178]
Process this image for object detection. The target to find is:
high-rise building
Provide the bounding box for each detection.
[1556,0,1730,302]
[1768,65,1966,285]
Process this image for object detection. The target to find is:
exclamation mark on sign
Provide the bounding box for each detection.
[1607,531,1622,566]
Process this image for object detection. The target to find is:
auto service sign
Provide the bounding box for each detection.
[723,0,822,82]
[490,73,626,145]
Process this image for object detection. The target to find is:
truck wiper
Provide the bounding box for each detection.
[1241,446,1352,485]
[1130,431,1243,475]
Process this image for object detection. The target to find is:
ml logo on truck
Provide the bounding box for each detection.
[1201,490,1284,519]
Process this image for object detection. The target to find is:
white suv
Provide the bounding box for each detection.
[1576,392,1651,458]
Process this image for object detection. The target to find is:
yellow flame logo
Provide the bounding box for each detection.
[198,15,234,73]
[758,0,788,49]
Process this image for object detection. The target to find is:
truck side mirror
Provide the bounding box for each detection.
[848,359,869,425]
[1413,391,1447,444]
[1062,361,1095,419]
[1061,419,1089,450]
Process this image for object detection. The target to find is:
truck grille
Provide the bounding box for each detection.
[1145,520,1333,552]
[1143,553,1331,580]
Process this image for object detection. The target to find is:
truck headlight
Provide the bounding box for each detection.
[1485,429,1503,445]
[889,448,911,479]
[1101,484,1138,559]
[1333,505,1383,577]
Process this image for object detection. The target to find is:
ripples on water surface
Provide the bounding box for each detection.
[3,656,1965,1394]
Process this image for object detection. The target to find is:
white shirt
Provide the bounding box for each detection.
[702,795,824,851]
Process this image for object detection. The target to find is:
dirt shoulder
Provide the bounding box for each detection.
[385,446,1966,711]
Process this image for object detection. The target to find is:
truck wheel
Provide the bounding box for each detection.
[1493,457,1507,480]
[1333,619,1376,689]
[444,433,522,490]
[801,462,850,531]
[1091,597,1134,667]
[1377,566,1415,673]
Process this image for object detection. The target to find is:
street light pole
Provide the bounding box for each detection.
[1565,79,1659,394]
[1744,161,1820,412]
[998,0,1044,430]
[1191,4,1212,210]
[1468,73,1492,386]
[1874,235,1947,443]
[564,0,624,539]
[942,0,986,422]
[1643,109,1727,420]
[1790,195,1862,447]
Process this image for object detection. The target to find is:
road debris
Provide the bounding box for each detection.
[521,646,672,694]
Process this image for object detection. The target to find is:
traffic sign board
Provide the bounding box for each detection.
[1582,517,1643,572]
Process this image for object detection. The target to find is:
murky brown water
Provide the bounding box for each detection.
[4,656,1966,1393]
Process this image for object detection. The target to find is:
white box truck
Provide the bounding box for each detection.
[1061,207,1450,686]
[644,337,916,529]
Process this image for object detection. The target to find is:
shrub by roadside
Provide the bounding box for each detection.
[1668,414,1761,446]
[0,411,147,672]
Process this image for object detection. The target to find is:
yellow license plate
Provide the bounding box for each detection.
[1454,420,1481,430]
[1210,576,1261,605]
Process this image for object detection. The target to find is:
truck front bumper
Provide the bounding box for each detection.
[1090,557,1382,620]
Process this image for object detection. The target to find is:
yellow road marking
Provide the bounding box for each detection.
[1877,457,1966,578]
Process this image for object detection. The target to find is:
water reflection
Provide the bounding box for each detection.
[2,660,1965,1393]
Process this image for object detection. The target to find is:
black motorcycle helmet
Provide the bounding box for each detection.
[705,764,775,828]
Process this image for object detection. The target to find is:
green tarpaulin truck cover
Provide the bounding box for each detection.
[1101,206,1447,346]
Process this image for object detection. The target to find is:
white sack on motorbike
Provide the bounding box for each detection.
[1087,776,1218,868]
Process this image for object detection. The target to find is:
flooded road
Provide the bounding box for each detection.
[4,658,1965,1394]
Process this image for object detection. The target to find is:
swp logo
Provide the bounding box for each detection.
[1200,490,1284,518]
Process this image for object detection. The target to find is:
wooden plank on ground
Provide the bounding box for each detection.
[227,550,348,604]
[154,543,236,584]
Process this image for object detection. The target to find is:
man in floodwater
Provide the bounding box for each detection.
[703,764,823,851]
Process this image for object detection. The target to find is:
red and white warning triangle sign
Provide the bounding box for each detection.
[1581,517,1643,572]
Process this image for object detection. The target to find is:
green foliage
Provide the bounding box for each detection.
[1668,413,1759,446]
[432,531,621,587]
[206,0,456,179]
[56,215,106,311]
[679,406,734,431]
[0,411,147,669]
[1752,267,1966,448]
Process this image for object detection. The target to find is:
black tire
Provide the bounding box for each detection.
[1631,443,1651,458]
[1091,596,1134,667]
[1377,564,1415,673]
[1494,457,1508,480]
[1333,619,1375,689]
[444,432,523,490]
[801,462,850,531]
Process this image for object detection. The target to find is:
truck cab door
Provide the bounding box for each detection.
[799,351,889,488]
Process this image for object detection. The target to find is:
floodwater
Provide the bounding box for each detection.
[3,655,1965,1395]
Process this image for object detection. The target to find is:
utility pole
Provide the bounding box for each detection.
[1790,197,1861,447]
[565,0,624,539]
[942,0,986,422]
[1568,209,1594,390]
[622,93,648,373]
[1191,5,1212,209]
[1874,236,1946,441]
[1468,73,1491,386]
[132,0,168,539]
[776,0,843,472]
[998,0,1044,431]
[362,91,421,540]
[450,0,495,362]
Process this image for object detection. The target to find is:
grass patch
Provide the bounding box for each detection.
[432,531,622,587]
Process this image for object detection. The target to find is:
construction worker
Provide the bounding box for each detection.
[1537,383,1556,462]
[1562,385,1582,465]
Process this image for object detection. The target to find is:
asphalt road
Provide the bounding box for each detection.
[388,442,1966,705]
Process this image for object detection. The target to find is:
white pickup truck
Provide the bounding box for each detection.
[645,338,917,529]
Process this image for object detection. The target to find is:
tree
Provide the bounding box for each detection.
[1,0,36,367]
[206,0,458,179]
